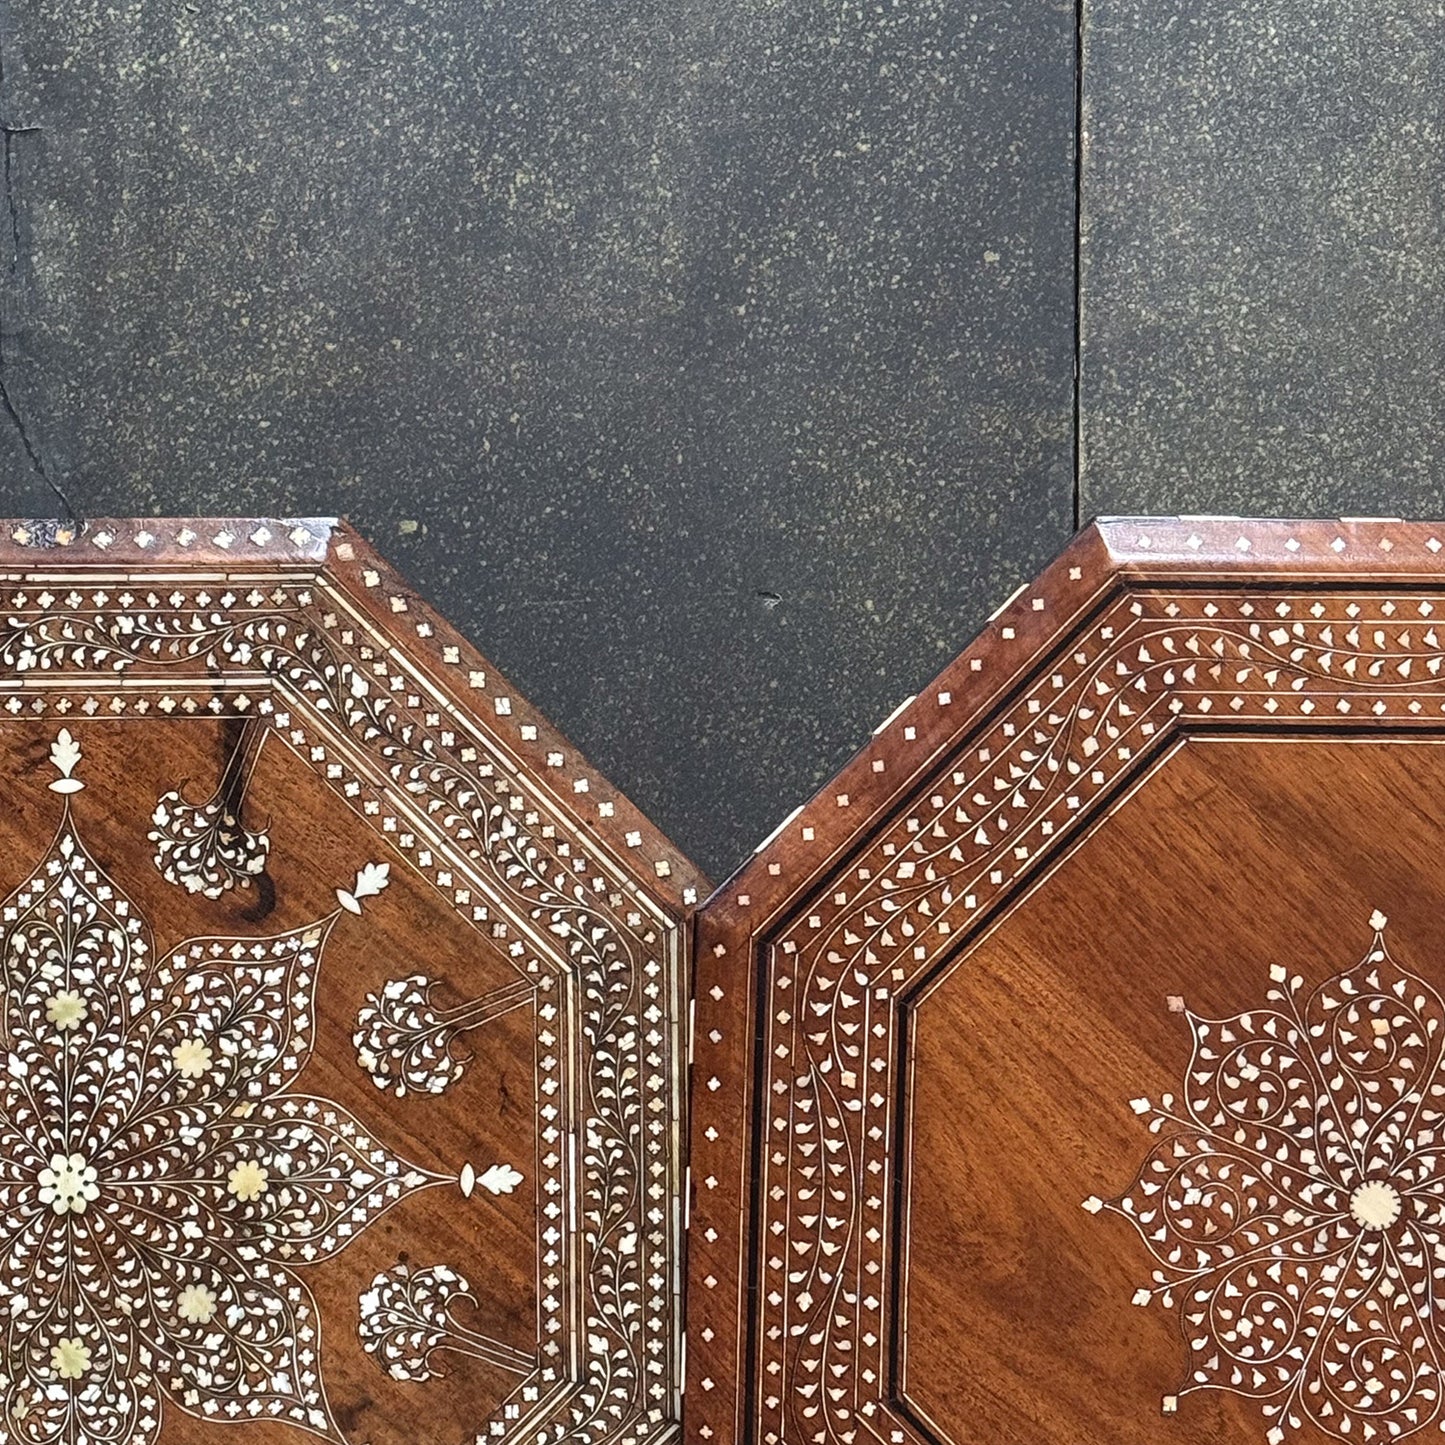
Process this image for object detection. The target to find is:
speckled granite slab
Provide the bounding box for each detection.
[1079,0,1445,517]
[0,0,1078,882]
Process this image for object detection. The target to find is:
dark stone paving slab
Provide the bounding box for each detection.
[0,0,1076,881]
[1080,0,1445,519]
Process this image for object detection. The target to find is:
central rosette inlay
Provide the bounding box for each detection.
[36,1151,100,1214]
[1349,1178,1402,1231]
[1090,912,1445,1445]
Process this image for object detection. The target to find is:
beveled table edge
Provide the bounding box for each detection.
[0,513,709,915]
[699,515,1445,923]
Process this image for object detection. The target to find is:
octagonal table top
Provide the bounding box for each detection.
[0,517,703,1445]
[689,517,1445,1445]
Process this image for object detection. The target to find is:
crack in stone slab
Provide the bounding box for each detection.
[0,32,76,524]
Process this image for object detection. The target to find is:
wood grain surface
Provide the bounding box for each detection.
[690,518,1445,1445]
[0,518,703,1445]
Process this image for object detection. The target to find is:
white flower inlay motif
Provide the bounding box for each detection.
[353,973,533,1098]
[36,1152,99,1214]
[44,990,86,1030]
[226,1158,270,1201]
[50,1337,90,1380]
[176,1283,217,1324]
[171,1035,212,1078]
[1092,912,1445,1445]
[0,732,454,1443]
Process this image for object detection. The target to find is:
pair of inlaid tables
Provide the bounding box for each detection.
[0,515,1439,1445]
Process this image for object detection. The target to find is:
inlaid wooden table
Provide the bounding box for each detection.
[0,518,703,1445]
[690,519,1445,1445]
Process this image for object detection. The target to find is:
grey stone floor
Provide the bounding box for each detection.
[1,0,1438,882]
[1079,0,1445,518]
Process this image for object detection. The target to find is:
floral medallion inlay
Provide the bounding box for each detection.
[1090,911,1445,1444]
[0,519,697,1443]
[0,730,464,1443]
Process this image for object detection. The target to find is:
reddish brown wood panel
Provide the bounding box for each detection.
[0,518,704,1445]
[690,518,1445,1445]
